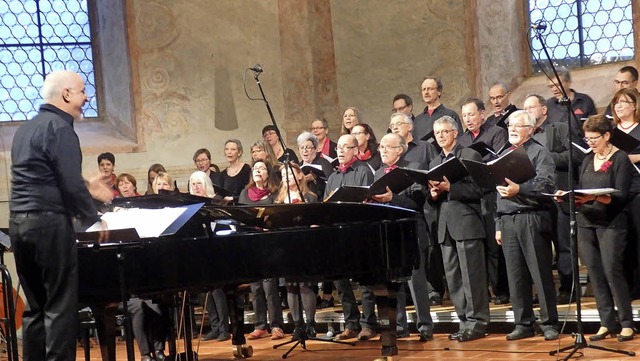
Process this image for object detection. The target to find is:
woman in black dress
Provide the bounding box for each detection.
[220,139,251,204]
[555,115,635,341]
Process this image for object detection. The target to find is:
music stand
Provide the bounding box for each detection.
[272,287,355,359]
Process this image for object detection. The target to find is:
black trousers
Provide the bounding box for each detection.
[204,288,229,334]
[578,226,634,329]
[482,193,509,298]
[501,211,558,330]
[10,212,78,361]
[125,298,169,355]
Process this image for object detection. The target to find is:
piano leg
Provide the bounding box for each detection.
[93,306,117,361]
[227,288,252,358]
[372,282,402,359]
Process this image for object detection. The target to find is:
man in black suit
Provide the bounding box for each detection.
[412,77,462,142]
[427,116,489,342]
[495,110,559,341]
[546,67,597,139]
[371,132,434,342]
[485,82,518,129]
[457,98,510,305]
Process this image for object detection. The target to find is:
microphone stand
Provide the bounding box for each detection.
[250,68,304,202]
[532,28,635,360]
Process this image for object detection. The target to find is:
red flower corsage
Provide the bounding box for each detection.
[598,160,613,173]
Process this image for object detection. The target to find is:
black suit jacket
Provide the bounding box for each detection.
[428,145,485,243]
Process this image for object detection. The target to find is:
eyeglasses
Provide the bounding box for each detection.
[262,131,277,137]
[389,121,408,128]
[252,166,268,171]
[195,158,209,164]
[615,100,634,106]
[310,126,325,131]
[434,129,456,136]
[378,145,402,151]
[422,87,438,92]
[583,134,603,143]
[335,145,356,151]
[392,105,408,112]
[507,123,532,130]
[614,80,632,86]
[298,145,316,151]
[489,93,508,102]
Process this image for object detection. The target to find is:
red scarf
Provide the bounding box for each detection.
[384,164,398,174]
[248,186,270,202]
[320,138,330,156]
[338,157,357,173]
[357,149,372,161]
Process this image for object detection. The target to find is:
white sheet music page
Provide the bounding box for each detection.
[86,207,188,238]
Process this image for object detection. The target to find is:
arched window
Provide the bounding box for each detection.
[0,0,99,121]
[529,0,634,72]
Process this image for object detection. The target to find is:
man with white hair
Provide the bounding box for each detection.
[389,112,438,168]
[495,110,559,341]
[10,70,102,361]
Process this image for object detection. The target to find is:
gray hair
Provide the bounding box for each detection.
[381,133,408,153]
[189,171,216,198]
[41,70,78,101]
[490,81,510,92]
[433,115,460,132]
[508,110,536,128]
[296,131,319,148]
[390,112,413,127]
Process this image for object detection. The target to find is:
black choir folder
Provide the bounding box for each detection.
[610,128,640,153]
[467,141,498,158]
[461,146,536,188]
[400,157,468,184]
[323,168,415,202]
[300,164,327,180]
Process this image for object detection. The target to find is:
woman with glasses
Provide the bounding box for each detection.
[261,125,299,164]
[554,115,635,342]
[238,160,285,340]
[351,123,381,172]
[297,131,334,199]
[310,117,337,159]
[340,107,362,135]
[611,88,640,299]
[192,148,222,186]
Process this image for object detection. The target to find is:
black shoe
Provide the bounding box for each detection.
[448,330,464,340]
[291,327,303,341]
[618,328,635,342]
[419,330,433,342]
[201,330,219,341]
[154,350,167,361]
[306,324,317,338]
[396,329,410,339]
[141,355,155,361]
[318,297,334,309]
[589,330,615,341]
[532,295,539,305]
[557,291,573,305]
[506,327,535,341]
[429,293,442,306]
[459,330,485,342]
[494,295,510,305]
[543,329,559,340]
[216,331,231,342]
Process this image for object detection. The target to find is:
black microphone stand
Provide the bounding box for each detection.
[250,67,355,357]
[532,28,635,360]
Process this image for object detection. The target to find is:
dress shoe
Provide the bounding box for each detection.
[335,328,359,340]
[291,327,303,341]
[357,328,378,341]
[201,330,219,341]
[318,297,335,309]
[617,328,635,342]
[543,329,559,341]
[458,330,485,342]
[306,324,317,338]
[216,331,231,342]
[154,350,167,361]
[429,293,442,306]
[448,330,463,340]
[494,295,510,305]
[140,356,155,361]
[396,329,410,338]
[532,295,539,305]
[589,329,615,341]
[506,327,535,341]
[419,330,433,342]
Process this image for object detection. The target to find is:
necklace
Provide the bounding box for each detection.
[618,121,637,131]
[595,144,612,160]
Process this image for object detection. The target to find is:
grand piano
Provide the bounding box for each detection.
[78,194,420,360]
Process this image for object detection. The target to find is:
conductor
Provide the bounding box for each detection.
[9,70,104,361]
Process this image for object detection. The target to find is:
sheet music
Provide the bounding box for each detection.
[86,207,189,238]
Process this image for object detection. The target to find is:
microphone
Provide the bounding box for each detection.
[249,64,263,73]
[531,21,547,31]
